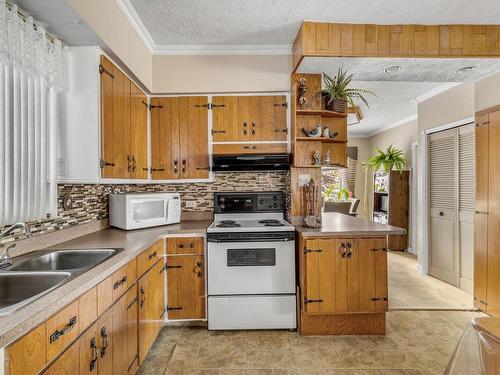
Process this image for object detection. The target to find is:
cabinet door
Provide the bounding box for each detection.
[138,267,152,364]
[44,341,80,375]
[130,82,148,179]
[303,239,335,313]
[151,259,166,336]
[358,238,377,312]
[259,96,288,142]
[126,286,139,374]
[6,324,46,375]
[475,114,489,311]
[237,96,252,141]
[96,310,113,375]
[346,239,360,312]
[167,255,205,320]
[333,239,348,312]
[373,238,388,311]
[79,324,99,375]
[111,293,129,375]
[212,96,239,142]
[150,97,180,180]
[179,96,209,179]
[100,55,131,179]
[487,110,500,317]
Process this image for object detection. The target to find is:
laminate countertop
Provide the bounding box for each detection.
[295,212,406,237]
[0,220,211,348]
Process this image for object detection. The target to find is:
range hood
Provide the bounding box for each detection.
[212,154,290,171]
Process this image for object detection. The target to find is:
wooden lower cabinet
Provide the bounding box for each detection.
[126,287,139,374]
[166,255,206,320]
[300,235,387,335]
[44,340,80,375]
[138,259,165,364]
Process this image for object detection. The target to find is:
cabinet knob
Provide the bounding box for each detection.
[439,211,444,217]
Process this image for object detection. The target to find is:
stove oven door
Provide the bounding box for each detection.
[207,238,295,295]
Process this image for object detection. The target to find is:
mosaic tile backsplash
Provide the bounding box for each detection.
[0,171,291,244]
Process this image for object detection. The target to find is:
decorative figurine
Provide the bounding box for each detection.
[302,125,322,138]
[313,150,321,165]
[329,130,339,138]
[322,127,330,137]
[297,78,308,109]
[323,151,331,165]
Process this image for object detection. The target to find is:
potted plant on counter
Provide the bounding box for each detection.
[363,145,407,173]
[321,69,375,113]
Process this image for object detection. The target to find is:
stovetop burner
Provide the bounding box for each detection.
[259,219,285,227]
[216,220,241,228]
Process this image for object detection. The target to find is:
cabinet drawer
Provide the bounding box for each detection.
[46,300,80,362]
[212,143,287,155]
[97,276,113,316]
[112,259,137,302]
[137,240,165,277]
[166,237,204,255]
[6,324,46,375]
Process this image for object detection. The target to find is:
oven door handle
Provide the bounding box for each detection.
[207,238,294,243]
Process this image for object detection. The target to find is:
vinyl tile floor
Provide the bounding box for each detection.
[388,252,474,310]
[137,310,484,375]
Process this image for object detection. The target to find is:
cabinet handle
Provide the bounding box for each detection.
[340,242,347,258]
[100,326,108,358]
[346,242,353,258]
[173,160,178,173]
[243,145,257,150]
[304,298,323,304]
[251,122,256,135]
[439,211,444,217]
[140,287,146,308]
[196,166,210,170]
[89,337,98,371]
[148,251,157,260]
[49,316,77,343]
[371,297,388,301]
[166,264,182,269]
[167,306,183,311]
[127,296,138,309]
[211,129,227,135]
[182,160,186,173]
[150,167,165,172]
[99,64,115,79]
[304,248,322,253]
[127,155,132,172]
[113,275,127,290]
[132,156,137,172]
[243,122,248,135]
[194,261,203,278]
[99,159,115,168]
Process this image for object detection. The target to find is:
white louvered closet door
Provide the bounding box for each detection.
[458,124,475,292]
[429,128,459,286]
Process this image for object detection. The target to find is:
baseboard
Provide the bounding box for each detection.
[416,264,424,274]
[407,247,417,255]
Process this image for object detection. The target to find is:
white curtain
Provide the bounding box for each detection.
[0,2,62,225]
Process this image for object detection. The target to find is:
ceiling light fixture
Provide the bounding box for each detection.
[456,66,475,74]
[384,65,401,73]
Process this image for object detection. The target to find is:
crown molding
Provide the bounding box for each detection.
[115,0,291,56]
[115,0,155,53]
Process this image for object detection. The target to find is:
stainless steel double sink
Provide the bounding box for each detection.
[0,248,122,316]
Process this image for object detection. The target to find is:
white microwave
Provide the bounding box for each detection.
[109,192,181,230]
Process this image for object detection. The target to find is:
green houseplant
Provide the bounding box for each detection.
[364,145,407,173]
[321,69,375,113]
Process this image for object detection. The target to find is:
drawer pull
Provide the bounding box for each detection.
[371,297,388,301]
[304,298,323,304]
[140,287,146,308]
[148,251,157,260]
[49,316,77,343]
[113,275,128,289]
[370,248,387,252]
[166,264,182,269]
[243,145,257,150]
[211,129,227,135]
[89,337,98,371]
[167,306,183,311]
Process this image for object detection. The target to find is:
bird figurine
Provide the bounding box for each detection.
[329,131,339,139]
[302,125,322,138]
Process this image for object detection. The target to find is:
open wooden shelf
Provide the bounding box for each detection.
[296,109,348,118]
[296,137,347,144]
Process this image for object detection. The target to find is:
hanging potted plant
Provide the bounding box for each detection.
[321,69,375,113]
[363,145,407,172]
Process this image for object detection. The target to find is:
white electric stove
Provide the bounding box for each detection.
[207,192,296,330]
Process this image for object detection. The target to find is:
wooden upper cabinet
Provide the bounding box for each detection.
[130,82,148,179]
[100,55,147,180]
[150,96,209,180]
[475,113,489,311]
[180,96,210,179]
[213,95,288,143]
[212,96,239,142]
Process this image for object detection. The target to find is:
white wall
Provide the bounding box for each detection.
[152,55,291,93]
[475,71,500,112]
[346,137,371,219]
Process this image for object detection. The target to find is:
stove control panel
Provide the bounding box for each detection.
[214,192,284,213]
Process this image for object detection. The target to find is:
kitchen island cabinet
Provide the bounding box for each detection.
[296,213,405,335]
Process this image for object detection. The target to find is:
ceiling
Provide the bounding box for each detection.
[126,0,500,49]
[298,57,500,136]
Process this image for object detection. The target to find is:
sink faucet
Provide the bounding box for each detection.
[0,222,33,269]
